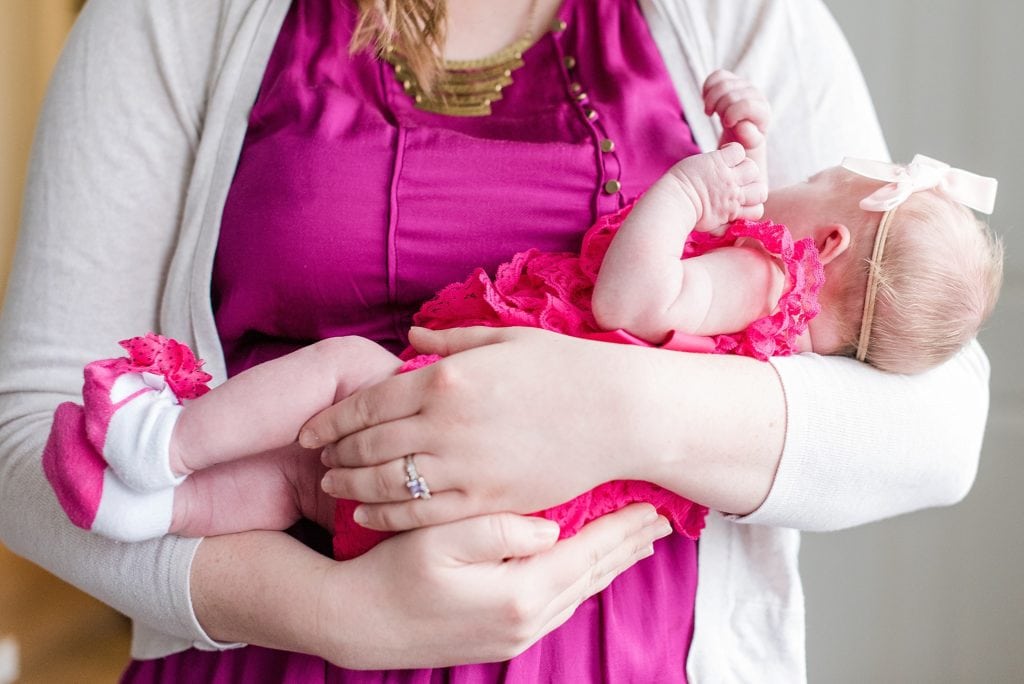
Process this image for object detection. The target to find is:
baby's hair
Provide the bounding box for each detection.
[830,189,1003,374]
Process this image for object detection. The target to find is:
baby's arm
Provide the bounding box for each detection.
[592,143,772,342]
[43,336,401,541]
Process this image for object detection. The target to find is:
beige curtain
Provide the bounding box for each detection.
[0,0,79,301]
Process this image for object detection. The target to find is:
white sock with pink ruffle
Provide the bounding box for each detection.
[42,334,211,542]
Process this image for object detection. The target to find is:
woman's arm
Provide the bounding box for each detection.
[0,1,665,663]
[312,326,784,529]
[192,506,670,667]
[0,0,231,650]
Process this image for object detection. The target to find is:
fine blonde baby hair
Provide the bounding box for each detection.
[835,190,1003,374]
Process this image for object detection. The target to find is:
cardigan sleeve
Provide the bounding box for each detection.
[0,0,239,653]
[694,0,987,529]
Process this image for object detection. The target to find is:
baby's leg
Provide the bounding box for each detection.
[171,336,402,475]
[44,335,399,542]
[170,443,334,537]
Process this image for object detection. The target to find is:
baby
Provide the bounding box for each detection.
[43,72,1002,549]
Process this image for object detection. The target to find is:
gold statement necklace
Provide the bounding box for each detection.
[385,0,540,117]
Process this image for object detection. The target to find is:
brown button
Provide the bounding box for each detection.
[585,108,597,120]
[603,180,622,194]
[600,139,615,153]
[551,18,568,32]
[563,56,577,69]
[570,82,583,94]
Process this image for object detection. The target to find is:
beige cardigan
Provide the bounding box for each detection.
[0,1,989,681]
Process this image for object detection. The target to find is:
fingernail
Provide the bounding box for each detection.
[534,519,560,543]
[299,429,319,449]
[353,507,368,525]
[320,473,333,492]
[642,507,659,525]
[655,521,673,539]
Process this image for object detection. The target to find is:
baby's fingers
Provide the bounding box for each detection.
[715,91,770,130]
[701,68,740,111]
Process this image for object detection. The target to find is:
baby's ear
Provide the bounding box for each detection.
[817,223,851,265]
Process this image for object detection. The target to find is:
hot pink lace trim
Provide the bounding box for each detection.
[687,219,825,359]
[118,333,213,400]
[414,204,823,361]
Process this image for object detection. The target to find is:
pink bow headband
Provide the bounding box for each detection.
[839,155,998,363]
[840,154,998,214]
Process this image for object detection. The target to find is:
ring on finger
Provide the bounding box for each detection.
[403,454,432,500]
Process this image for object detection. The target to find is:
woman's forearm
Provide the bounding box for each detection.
[193,508,670,669]
[190,531,334,657]
[612,347,786,515]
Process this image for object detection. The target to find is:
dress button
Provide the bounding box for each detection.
[570,82,583,94]
[600,139,615,153]
[604,180,622,194]
[585,108,597,120]
[563,56,577,69]
[551,18,568,32]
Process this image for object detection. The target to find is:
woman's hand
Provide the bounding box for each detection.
[325,504,670,668]
[192,504,670,668]
[303,326,666,531]
[305,325,785,530]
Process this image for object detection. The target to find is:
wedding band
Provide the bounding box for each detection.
[403,455,431,500]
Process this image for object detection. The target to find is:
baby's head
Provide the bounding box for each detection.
[770,157,1003,373]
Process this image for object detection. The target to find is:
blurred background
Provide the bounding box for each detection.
[0,1,1020,682]
[1,4,131,683]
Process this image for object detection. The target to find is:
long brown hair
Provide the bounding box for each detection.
[351,0,447,93]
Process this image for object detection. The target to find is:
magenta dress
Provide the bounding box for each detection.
[125,0,706,680]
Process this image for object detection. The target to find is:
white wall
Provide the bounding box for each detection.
[807,2,1024,681]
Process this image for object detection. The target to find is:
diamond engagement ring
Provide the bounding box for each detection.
[403,455,431,500]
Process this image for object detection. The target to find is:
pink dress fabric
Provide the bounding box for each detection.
[333,208,825,560]
[123,0,725,680]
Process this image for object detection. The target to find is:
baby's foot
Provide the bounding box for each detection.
[43,402,175,542]
[42,334,211,542]
[82,334,211,492]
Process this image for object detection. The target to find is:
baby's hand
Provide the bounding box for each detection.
[668,143,766,232]
[703,69,771,154]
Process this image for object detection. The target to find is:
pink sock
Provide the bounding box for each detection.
[42,334,211,542]
[43,402,174,542]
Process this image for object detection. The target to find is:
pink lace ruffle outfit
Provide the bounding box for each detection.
[333,203,825,560]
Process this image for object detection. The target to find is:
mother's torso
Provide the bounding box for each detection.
[213,0,701,372]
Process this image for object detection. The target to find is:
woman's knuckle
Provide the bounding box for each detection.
[427,362,463,393]
[372,466,395,498]
[486,514,514,552]
[404,503,430,528]
[502,595,535,626]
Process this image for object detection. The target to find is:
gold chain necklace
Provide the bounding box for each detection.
[385,0,541,117]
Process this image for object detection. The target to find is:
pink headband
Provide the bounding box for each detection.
[841,154,998,214]
[839,155,998,362]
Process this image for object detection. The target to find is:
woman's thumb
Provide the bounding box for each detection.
[441,514,560,564]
